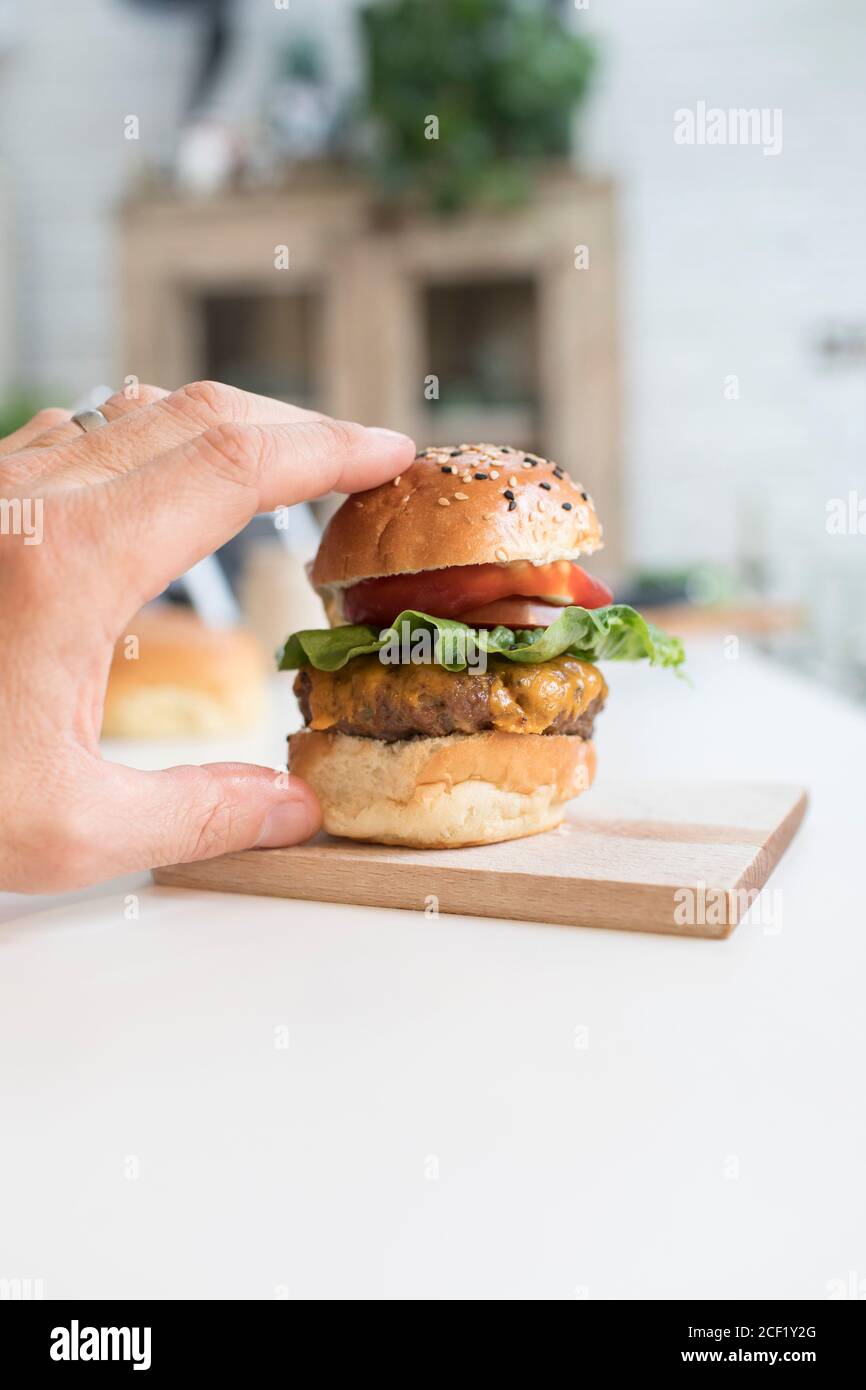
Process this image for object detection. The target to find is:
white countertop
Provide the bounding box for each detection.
[2,641,864,1300]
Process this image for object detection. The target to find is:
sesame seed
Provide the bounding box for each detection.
[489,469,500,479]
[438,497,450,507]
[562,502,573,511]
[522,461,532,469]
[539,481,551,491]
[449,449,461,456]
[501,446,512,452]
[503,489,514,500]
[454,491,469,501]
[538,499,547,513]
[553,467,564,479]
[495,548,508,562]
[474,472,488,480]
[581,491,588,501]
[508,499,517,511]
[461,473,472,483]
[440,465,453,474]
[393,476,401,485]
[508,475,517,487]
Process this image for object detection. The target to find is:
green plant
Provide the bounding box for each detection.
[0,390,59,440]
[359,0,596,211]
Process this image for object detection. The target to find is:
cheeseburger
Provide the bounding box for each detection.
[279,444,683,848]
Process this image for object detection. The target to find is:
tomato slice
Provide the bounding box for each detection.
[342,560,612,626]
[455,599,570,627]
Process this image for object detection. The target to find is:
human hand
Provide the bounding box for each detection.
[0,382,414,892]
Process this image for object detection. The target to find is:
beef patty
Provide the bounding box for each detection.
[294,654,607,742]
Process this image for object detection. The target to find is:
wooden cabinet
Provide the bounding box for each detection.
[120,168,619,566]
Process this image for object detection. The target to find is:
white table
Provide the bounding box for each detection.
[1,641,863,1300]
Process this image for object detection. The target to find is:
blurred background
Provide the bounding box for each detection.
[1,0,864,711]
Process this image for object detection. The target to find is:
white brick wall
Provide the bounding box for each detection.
[0,0,197,389]
[579,0,866,577]
[0,0,862,586]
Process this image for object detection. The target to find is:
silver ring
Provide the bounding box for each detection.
[71,407,109,434]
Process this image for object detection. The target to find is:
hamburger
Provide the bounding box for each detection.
[278,444,684,848]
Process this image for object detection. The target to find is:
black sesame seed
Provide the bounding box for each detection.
[562,502,572,511]
[449,449,461,456]
[474,472,488,480]
[539,481,552,491]
[503,489,514,500]
[501,446,512,452]
[581,490,588,500]
[553,467,564,479]
[440,465,453,473]
[508,499,517,511]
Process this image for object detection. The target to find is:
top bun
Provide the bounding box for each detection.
[311,443,603,588]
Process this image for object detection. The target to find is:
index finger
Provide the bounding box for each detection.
[36,379,327,490]
[77,417,415,622]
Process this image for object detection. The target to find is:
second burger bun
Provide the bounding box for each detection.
[311,443,603,590]
[289,729,596,848]
[102,607,265,738]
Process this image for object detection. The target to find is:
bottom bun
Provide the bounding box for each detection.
[288,730,596,848]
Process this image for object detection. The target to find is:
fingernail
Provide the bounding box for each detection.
[255,797,320,848]
[366,426,412,442]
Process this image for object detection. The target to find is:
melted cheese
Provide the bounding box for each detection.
[486,656,606,733]
[302,655,606,735]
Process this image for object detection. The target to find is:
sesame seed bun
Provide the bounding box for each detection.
[311,443,603,590]
[288,728,596,848]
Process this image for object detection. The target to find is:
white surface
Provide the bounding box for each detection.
[1,641,864,1300]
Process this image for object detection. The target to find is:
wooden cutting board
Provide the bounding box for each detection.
[153,780,807,938]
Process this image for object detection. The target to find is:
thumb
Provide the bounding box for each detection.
[100,761,321,875]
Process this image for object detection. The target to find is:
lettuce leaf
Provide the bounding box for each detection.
[277,605,685,674]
